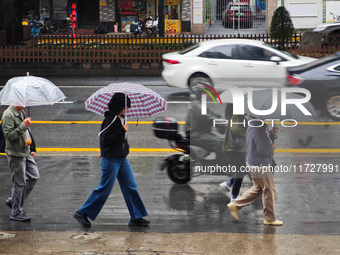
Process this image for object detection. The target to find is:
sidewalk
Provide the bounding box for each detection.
[0,231,339,255]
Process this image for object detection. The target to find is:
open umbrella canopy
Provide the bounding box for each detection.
[85,82,167,118]
[0,74,66,107]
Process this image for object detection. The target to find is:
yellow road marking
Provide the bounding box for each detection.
[16,148,340,153]
[0,119,339,125]
[12,121,340,126]
[1,148,340,155]
[276,148,340,153]
[29,121,187,125]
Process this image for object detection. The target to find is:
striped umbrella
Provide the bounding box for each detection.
[85,82,167,118]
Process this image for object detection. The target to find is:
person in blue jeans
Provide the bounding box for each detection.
[73,93,149,227]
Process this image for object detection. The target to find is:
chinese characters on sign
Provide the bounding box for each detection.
[193,0,203,24]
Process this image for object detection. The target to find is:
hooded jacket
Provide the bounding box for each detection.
[100,93,131,158]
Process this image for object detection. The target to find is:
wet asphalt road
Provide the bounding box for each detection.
[0,154,339,235]
[0,77,339,236]
[0,79,339,150]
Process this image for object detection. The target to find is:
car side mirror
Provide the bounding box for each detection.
[270,56,282,65]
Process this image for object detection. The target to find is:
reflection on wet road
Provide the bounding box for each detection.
[0,154,339,235]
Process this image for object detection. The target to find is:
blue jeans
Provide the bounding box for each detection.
[79,157,148,221]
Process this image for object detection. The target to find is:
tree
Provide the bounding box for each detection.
[270,6,294,49]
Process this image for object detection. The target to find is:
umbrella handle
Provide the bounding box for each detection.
[269,124,278,143]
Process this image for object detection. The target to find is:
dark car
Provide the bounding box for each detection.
[287,53,340,120]
[223,2,253,29]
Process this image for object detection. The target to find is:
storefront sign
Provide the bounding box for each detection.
[193,0,203,24]
[69,3,77,31]
[100,1,107,7]
[165,0,181,5]
[121,10,139,16]
[165,20,181,33]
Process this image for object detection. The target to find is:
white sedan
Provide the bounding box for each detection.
[162,39,316,90]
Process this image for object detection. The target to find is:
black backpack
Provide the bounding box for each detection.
[0,124,5,153]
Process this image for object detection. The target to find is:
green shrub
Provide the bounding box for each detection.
[270,6,294,48]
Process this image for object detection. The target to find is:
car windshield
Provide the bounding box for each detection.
[291,55,339,70]
[230,5,250,11]
[179,44,199,55]
[266,44,299,59]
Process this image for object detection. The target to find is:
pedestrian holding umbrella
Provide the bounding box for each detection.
[227,89,315,226]
[74,83,167,227]
[0,73,65,222]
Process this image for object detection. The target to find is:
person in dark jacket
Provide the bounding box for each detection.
[220,103,247,202]
[73,93,149,227]
[227,119,282,226]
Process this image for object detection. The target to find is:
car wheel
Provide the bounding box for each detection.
[325,92,340,120]
[189,74,213,92]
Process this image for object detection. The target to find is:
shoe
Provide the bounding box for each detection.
[10,214,31,222]
[230,195,239,203]
[128,218,150,227]
[263,220,283,226]
[73,211,91,227]
[219,182,231,193]
[227,202,240,220]
[5,198,12,209]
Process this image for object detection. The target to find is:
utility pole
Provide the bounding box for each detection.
[158,0,165,36]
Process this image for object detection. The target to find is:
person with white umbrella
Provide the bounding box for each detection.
[0,73,66,222]
[1,105,39,222]
[73,93,150,227]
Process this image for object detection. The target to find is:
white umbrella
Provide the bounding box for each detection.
[0,73,66,107]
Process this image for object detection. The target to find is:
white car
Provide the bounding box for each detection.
[162,39,316,90]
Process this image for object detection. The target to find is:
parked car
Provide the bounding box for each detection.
[287,53,340,120]
[222,2,253,28]
[313,21,340,47]
[162,39,316,90]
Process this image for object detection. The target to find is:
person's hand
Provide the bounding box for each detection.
[271,126,279,135]
[123,124,128,132]
[30,151,36,157]
[271,143,277,150]
[23,117,31,127]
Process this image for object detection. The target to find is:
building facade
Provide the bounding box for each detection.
[40,0,192,33]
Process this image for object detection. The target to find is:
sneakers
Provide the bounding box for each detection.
[73,210,91,227]
[10,214,31,222]
[227,202,240,220]
[128,218,151,227]
[263,220,283,226]
[5,198,12,209]
[219,181,231,193]
[230,195,239,203]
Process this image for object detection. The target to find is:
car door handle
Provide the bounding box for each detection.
[244,63,254,67]
[208,61,218,65]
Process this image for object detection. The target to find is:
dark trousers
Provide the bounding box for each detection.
[227,151,247,197]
